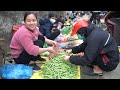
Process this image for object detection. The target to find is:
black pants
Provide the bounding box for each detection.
[91,55,117,71]
[48,29,60,40]
[14,35,45,65]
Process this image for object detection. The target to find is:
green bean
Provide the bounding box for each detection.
[39,51,78,79]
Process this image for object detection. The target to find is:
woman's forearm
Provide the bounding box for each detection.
[45,38,53,45]
[37,48,49,55]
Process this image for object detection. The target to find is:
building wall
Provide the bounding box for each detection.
[49,11,66,17]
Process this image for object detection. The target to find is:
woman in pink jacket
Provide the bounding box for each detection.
[10,12,58,70]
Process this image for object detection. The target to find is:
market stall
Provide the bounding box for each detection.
[30,22,84,79]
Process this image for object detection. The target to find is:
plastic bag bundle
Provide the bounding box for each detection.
[43,43,48,48]
[60,43,67,49]
[61,26,70,35]
[55,37,61,42]
[0,64,33,79]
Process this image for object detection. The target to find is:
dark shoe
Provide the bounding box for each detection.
[29,63,41,70]
[83,69,103,76]
[38,57,46,61]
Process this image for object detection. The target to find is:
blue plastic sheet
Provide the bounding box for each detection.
[0,64,33,79]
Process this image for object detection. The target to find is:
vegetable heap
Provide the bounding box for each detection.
[39,51,78,79]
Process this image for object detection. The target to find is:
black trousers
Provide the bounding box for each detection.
[91,55,117,71]
[14,35,45,65]
[48,29,60,40]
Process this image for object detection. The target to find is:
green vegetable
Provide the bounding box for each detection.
[61,25,72,35]
[39,51,78,79]
[43,43,48,48]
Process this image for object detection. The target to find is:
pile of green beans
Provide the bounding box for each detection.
[39,51,78,79]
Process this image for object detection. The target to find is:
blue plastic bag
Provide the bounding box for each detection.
[60,43,67,49]
[55,37,60,42]
[0,64,33,79]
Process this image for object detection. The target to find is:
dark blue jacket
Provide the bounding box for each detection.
[39,18,53,39]
[70,23,119,69]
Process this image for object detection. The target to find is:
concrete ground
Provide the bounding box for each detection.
[80,64,120,79]
[80,55,120,79]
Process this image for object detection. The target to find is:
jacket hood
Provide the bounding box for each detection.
[85,23,95,37]
[39,18,49,25]
[77,22,95,38]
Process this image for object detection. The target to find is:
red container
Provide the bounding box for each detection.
[12,24,24,36]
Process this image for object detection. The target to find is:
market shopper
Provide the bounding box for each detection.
[89,11,101,24]
[63,19,119,76]
[10,12,59,70]
[55,16,65,28]
[39,13,61,40]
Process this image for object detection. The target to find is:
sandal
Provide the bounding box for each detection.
[83,69,103,76]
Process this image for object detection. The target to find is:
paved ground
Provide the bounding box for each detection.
[80,55,120,79]
[80,64,120,79]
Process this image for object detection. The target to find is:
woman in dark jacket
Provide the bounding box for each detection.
[64,19,119,76]
[39,13,60,40]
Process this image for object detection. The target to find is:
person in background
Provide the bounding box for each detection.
[55,16,65,29]
[89,11,101,24]
[39,13,61,40]
[10,12,59,70]
[63,19,119,76]
[65,13,70,21]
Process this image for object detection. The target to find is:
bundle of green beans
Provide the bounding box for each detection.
[39,51,78,79]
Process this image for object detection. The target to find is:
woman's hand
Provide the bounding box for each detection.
[47,47,58,59]
[65,49,72,54]
[48,53,55,60]
[51,41,59,47]
[45,38,59,46]
[64,56,70,61]
[47,47,57,54]
[57,22,62,30]
[52,27,56,31]
[77,52,84,56]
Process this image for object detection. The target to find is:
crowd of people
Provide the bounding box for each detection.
[9,11,119,76]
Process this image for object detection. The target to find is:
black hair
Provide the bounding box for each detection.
[77,27,87,36]
[48,13,56,18]
[60,16,63,18]
[24,11,37,22]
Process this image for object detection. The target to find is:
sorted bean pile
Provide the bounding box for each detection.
[39,51,78,79]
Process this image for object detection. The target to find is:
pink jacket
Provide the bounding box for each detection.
[10,25,41,58]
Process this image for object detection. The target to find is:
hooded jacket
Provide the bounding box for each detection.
[39,18,53,39]
[69,23,119,67]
